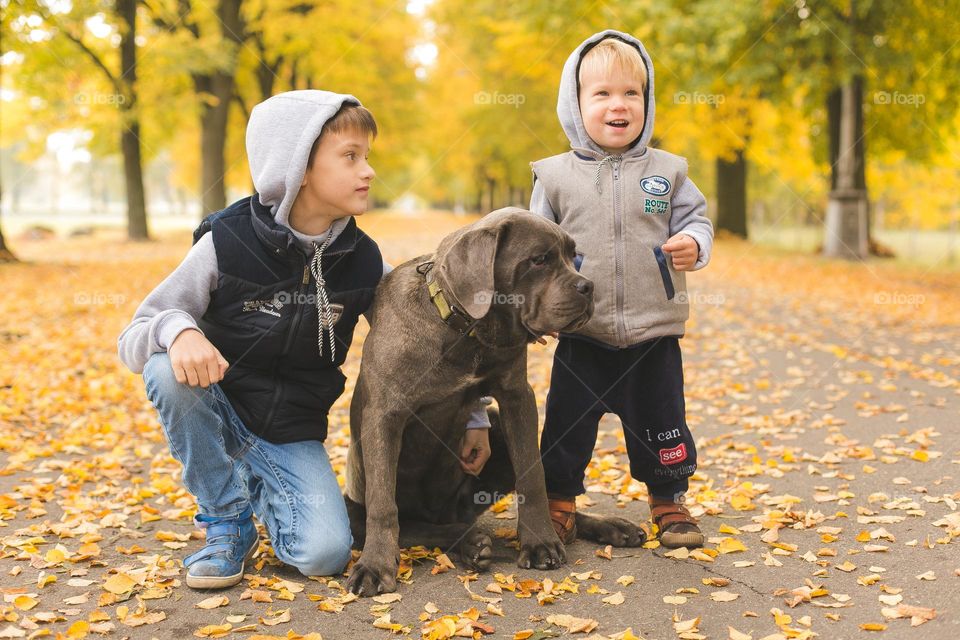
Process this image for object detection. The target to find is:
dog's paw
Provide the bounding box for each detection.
[459,531,493,572]
[576,512,648,547]
[517,537,566,570]
[346,558,397,597]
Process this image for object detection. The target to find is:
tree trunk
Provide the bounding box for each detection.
[828,77,866,192]
[485,177,496,214]
[0,37,15,262]
[824,81,868,259]
[119,0,149,240]
[0,221,13,262]
[194,0,244,216]
[257,60,276,100]
[716,150,748,238]
[253,31,281,101]
[121,122,149,240]
[509,185,524,207]
[0,176,14,262]
[195,73,231,215]
[474,181,483,213]
[289,59,300,91]
[827,74,886,256]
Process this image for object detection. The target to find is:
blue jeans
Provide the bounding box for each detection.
[143,353,353,577]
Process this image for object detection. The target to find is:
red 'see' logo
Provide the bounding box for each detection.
[659,443,687,465]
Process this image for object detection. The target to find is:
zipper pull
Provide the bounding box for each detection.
[302,264,310,285]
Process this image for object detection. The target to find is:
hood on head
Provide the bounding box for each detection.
[557,30,655,158]
[246,90,361,228]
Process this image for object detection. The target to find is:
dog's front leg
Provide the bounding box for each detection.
[495,382,566,570]
[346,403,405,596]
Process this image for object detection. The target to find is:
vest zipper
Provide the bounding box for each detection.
[612,156,626,346]
[262,260,311,430]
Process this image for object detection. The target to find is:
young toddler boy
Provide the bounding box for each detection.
[530,31,714,548]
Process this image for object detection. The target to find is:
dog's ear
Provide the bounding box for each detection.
[438,227,499,319]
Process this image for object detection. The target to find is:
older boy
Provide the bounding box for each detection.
[118,91,492,588]
[530,32,714,548]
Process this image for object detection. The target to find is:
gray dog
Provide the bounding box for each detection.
[344,208,646,596]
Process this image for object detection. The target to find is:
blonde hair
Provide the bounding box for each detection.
[308,104,378,166]
[578,38,648,91]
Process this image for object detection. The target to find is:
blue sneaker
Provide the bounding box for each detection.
[184,506,259,589]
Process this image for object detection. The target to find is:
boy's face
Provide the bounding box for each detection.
[299,128,375,220]
[578,63,646,155]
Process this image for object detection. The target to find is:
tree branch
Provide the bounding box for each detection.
[41,11,121,93]
[177,0,200,38]
[141,0,181,32]
[142,0,198,37]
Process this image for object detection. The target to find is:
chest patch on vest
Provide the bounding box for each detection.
[643,198,669,215]
[640,175,671,196]
[242,298,284,317]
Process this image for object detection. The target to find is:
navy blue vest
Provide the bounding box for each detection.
[193,196,382,443]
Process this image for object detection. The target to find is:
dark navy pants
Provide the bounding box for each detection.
[539,336,697,501]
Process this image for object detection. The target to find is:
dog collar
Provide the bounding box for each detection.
[417,261,478,338]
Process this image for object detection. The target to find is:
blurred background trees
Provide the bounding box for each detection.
[2,0,958,262]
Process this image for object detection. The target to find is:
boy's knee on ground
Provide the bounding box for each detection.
[281,529,353,577]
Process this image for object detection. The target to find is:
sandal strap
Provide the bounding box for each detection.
[548,497,576,539]
[650,501,697,531]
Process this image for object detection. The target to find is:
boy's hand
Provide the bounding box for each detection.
[662,233,699,271]
[168,329,229,388]
[460,428,491,476]
[535,331,560,345]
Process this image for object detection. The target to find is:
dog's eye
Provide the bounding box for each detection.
[530,254,547,266]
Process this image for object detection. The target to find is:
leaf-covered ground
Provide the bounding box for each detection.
[1,213,957,640]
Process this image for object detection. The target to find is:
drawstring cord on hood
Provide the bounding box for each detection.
[310,230,336,362]
[573,146,622,194]
[592,154,622,194]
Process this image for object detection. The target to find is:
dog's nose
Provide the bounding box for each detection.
[576,278,593,297]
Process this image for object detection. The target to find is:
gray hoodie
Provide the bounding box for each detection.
[117,90,492,428]
[530,30,714,349]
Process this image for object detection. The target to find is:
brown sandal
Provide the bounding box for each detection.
[548,495,577,544]
[649,497,704,549]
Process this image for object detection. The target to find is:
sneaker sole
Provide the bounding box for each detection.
[186,536,258,590]
[659,532,705,549]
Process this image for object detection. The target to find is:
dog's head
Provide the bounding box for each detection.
[433,207,593,340]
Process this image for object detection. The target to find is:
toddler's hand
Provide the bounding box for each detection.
[661,234,699,271]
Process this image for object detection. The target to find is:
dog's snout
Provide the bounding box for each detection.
[575,278,593,297]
